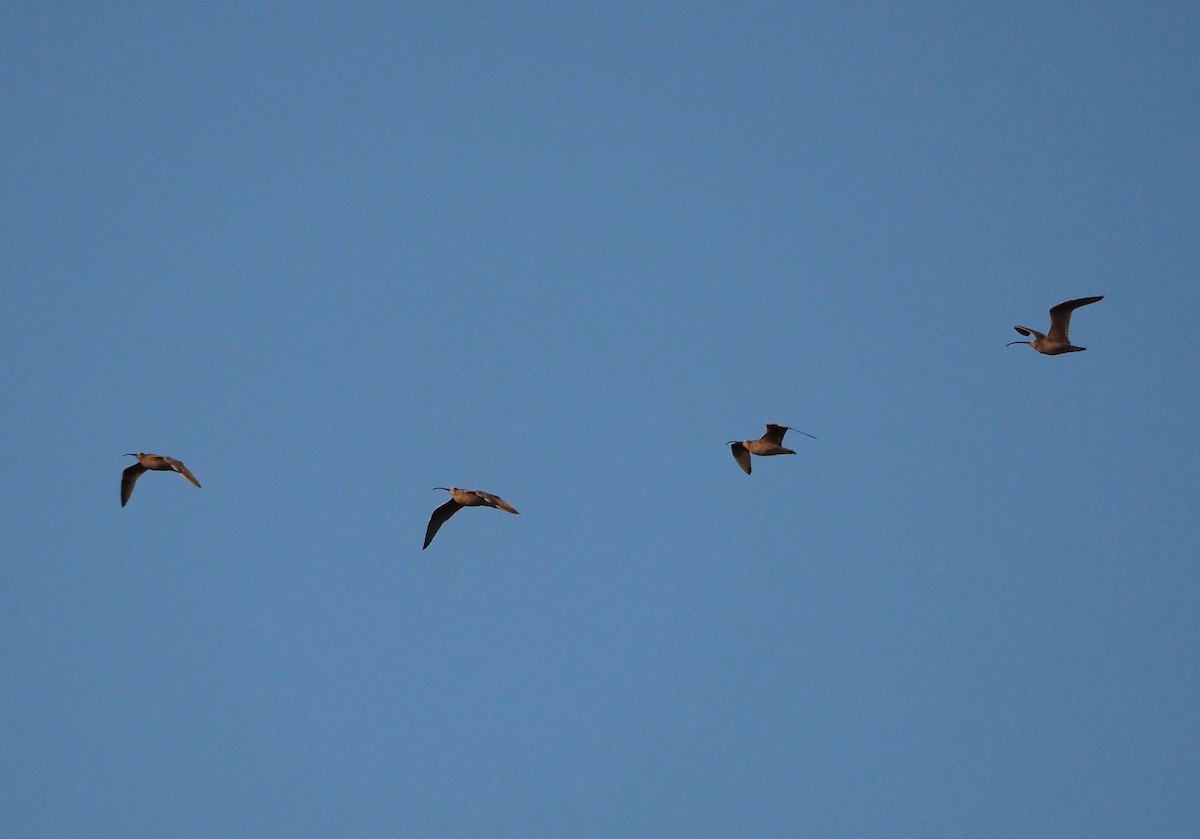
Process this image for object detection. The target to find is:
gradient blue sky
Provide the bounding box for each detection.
[3,2,1198,836]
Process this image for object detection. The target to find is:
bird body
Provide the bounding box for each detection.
[423,487,519,549]
[121,451,201,506]
[728,423,816,475]
[1008,296,1103,354]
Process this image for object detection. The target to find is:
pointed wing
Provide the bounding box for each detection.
[1013,325,1044,340]
[423,499,462,549]
[730,442,752,474]
[121,463,146,507]
[1047,296,1103,343]
[165,457,202,488]
[778,424,817,440]
[476,491,519,514]
[762,424,789,446]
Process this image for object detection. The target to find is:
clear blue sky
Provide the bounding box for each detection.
[3,2,1198,836]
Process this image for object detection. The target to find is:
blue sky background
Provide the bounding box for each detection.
[2,2,1198,836]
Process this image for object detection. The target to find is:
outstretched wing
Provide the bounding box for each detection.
[776,423,816,441]
[423,499,462,549]
[165,457,202,488]
[763,424,790,446]
[121,463,146,507]
[476,491,519,515]
[1012,325,1044,340]
[730,442,752,475]
[1047,296,1103,343]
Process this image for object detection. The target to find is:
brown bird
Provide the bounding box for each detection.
[728,423,816,475]
[423,487,520,549]
[1008,295,1104,354]
[121,451,202,507]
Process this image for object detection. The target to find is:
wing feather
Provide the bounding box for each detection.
[1047,296,1103,343]
[165,457,202,488]
[423,499,462,549]
[478,492,519,514]
[120,463,146,507]
[762,424,789,446]
[730,442,752,474]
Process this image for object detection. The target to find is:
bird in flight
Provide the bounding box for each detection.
[1007,296,1104,355]
[727,423,816,475]
[121,451,202,506]
[423,487,520,549]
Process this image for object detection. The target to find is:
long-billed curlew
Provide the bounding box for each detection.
[1008,295,1104,355]
[728,423,816,475]
[423,487,519,549]
[121,451,202,507]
